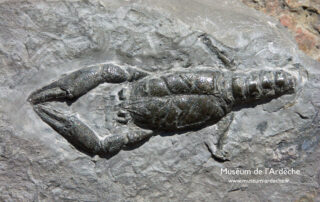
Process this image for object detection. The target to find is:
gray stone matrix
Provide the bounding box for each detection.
[0,0,319,201]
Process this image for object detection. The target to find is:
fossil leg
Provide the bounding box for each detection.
[28,63,149,104]
[199,33,236,68]
[34,104,153,154]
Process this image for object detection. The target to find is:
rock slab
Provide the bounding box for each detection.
[0,0,319,201]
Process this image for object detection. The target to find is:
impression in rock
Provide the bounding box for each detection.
[28,36,297,156]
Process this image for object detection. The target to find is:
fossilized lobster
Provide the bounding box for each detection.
[28,62,297,155]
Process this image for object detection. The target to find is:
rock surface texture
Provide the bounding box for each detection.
[241,0,320,62]
[0,0,319,201]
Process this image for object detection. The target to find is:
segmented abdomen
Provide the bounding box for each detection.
[128,69,296,131]
[231,70,296,104]
[130,71,232,99]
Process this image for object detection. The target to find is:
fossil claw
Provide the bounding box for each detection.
[33,104,70,128]
[33,104,101,154]
[28,85,67,104]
